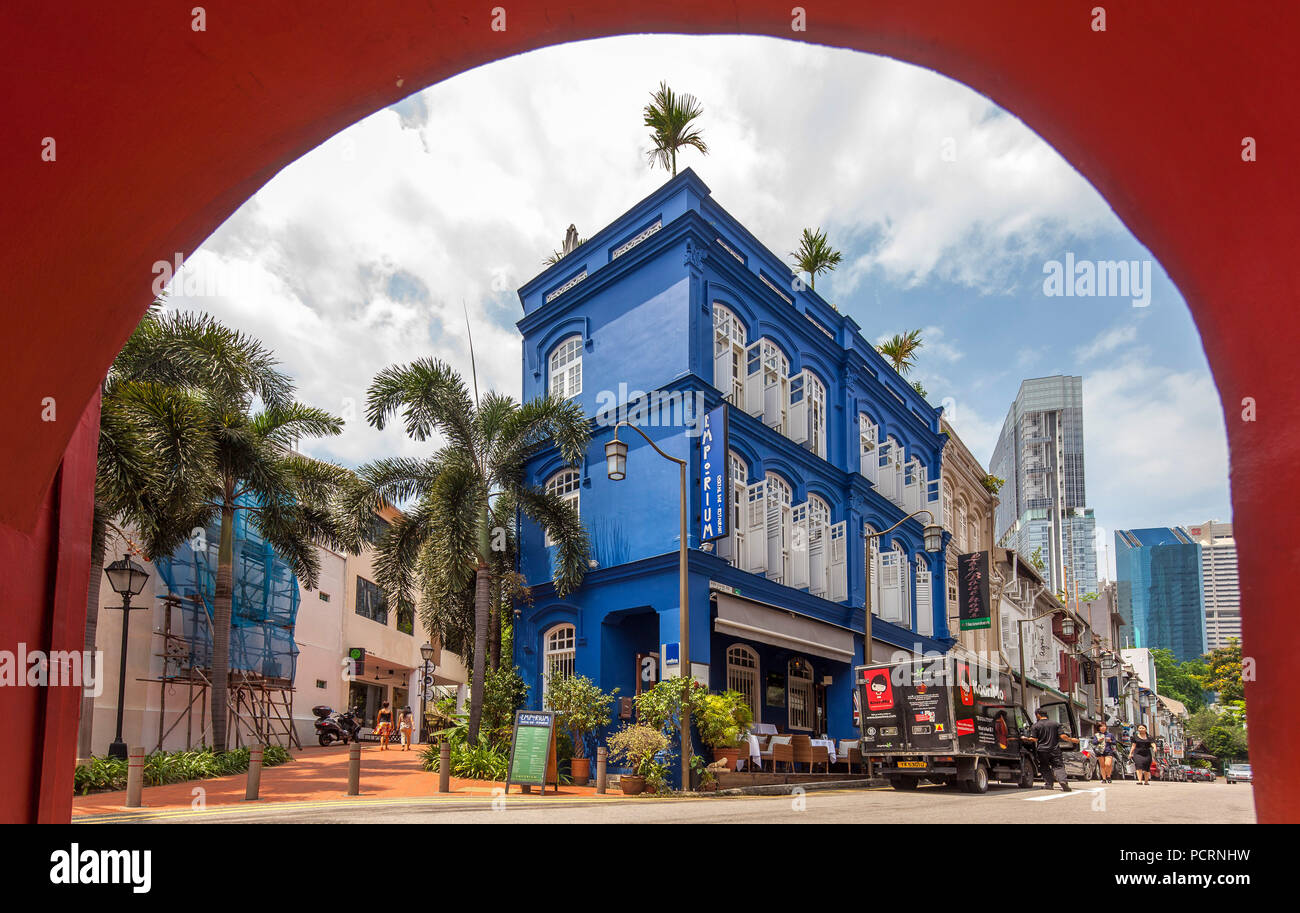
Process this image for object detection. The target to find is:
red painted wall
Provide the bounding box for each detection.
[2,1,1296,821]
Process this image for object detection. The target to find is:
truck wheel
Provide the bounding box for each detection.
[964,762,989,794]
[1017,759,1035,789]
[890,777,918,791]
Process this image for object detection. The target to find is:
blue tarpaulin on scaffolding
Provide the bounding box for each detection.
[154,498,300,681]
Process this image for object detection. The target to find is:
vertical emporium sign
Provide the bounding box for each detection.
[699,404,729,541]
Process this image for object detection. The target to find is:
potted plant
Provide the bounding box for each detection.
[606,724,668,795]
[696,690,755,772]
[544,674,617,785]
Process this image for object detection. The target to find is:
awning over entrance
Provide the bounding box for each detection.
[713,594,855,663]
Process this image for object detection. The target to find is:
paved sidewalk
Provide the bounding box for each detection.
[72,744,601,817]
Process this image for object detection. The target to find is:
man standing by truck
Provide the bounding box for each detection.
[1023,708,1079,791]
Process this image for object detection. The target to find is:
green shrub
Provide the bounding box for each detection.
[73,744,295,795]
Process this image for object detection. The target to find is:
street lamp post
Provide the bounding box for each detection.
[419,642,436,744]
[862,510,943,778]
[103,556,150,760]
[605,422,691,791]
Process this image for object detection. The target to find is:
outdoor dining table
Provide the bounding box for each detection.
[810,738,838,763]
[735,733,764,771]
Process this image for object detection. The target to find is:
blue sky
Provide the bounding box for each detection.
[165,35,1231,581]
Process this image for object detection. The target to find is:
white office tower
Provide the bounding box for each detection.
[1189,520,1239,650]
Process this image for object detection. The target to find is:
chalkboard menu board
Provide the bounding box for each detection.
[506,710,558,794]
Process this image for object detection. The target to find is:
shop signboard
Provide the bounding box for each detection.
[957,551,992,630]
[506,710,558,795]
[699,405,729,541]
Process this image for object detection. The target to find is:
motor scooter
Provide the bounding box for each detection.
[313,705,363,746]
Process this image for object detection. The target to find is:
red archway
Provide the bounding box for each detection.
[3,2,1296,822]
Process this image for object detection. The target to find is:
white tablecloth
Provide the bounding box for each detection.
[751,722,777,736]
[736,734,763,771]
[810,738,838,763]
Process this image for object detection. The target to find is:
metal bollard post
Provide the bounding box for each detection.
[347,741,361,796]
[125,746,145,808]
[596,746,607,794]
[245,744,264,800]
[438,740,451,793]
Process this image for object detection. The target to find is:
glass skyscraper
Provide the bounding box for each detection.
[989,376,1098,595]
[1114,527,1207,661]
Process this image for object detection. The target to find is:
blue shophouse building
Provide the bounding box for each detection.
[514,170,952,748]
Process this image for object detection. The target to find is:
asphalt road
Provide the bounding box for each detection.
[78,778,1255,825]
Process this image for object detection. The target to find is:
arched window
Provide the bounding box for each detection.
[744,338,790,433]
[764,472,793,584]
[712,304,747,404]
[544,469,580,546]
[859,414,879,482]
[787,657,815,731]
[915,554,933,637]
[542,623,575,707]
[726,644,760,722]
[548,335,582,399]
[790,369,827,458]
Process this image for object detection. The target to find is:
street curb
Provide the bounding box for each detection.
[712,778,888,797]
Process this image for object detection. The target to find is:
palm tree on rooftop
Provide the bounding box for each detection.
[342,358,591,744]
[877,329,925,377]
[644,81,708,176]
[791,227,844,291]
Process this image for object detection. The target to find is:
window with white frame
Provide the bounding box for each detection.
[789,370,826,458]
[548,335,583,400]
[726,644,761,722]
[787,657,814,731]
[806,496,831,596]
[717,451,748,567]
[859,414,879,483]
[865,524,882,615]
[544,469,580,546]
[763,472,793,585]
[956,498,969,551]
[542,623,576,707]
[744,338,790,433]
[712,304,747,405]
[943,486,954,532]
[878,543,910,626]
[915,555,933,636]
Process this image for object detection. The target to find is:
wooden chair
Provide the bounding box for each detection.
[791,734,813,772]
[810,743,831,774]
[837,739,863,773]
[760,735,793,772]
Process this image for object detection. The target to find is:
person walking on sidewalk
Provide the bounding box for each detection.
[1129,724,1155,785]
[398,706,414,750]
[376,701,393,750]
[1022,708,1079,791]
[1094,722,1116,783]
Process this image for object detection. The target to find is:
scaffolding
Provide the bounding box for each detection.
[146,501,303,750]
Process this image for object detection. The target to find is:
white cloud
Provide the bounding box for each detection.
[167,35,1141,469]
[1074,323,1139,362]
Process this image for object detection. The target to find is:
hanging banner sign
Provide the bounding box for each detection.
[958,551,992,630]
[699,404,729,541]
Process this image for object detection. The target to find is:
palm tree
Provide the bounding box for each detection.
[790,228,843,291]
[80,304,217,757]
[877,329,925,376]
[344,359,591,743]
[643,81,708,176]
[123,312,352,752]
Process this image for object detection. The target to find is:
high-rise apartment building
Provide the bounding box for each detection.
[1187,520,1240,650]
[1114,527,1207,662]
[989,375,1097,595]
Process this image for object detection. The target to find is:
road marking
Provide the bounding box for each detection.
[1023,787,1105,802]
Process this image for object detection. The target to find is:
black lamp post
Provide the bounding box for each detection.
[104,556,150,760]
[419,642,436,743]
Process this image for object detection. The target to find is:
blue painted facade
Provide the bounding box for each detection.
[514,170,952,749]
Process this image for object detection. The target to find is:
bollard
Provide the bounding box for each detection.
[125,746,145,808]
[438,740,450,793]
[596,746,607,794]
[347,741,361,796]
[245,744,264,801]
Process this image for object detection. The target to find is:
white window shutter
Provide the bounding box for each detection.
[915,567,933,636]
[744,482,767,573]
[828,522,847,602]
[879,551,901,622]
[765,488,787,583]
[713,345,732,396]
[788,375,809,444]
[715,529,733,561]
[808,520,828,597]
[790,505,810,590]
[744,343,764,417]
[860,422,878,483]
[763,374,787,432]
[867,537,882,614]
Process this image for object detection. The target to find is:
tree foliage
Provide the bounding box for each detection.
[790,227,843,291]
[643,81,708,176]
[876,329,924,376]
[1151,647,1209,712]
